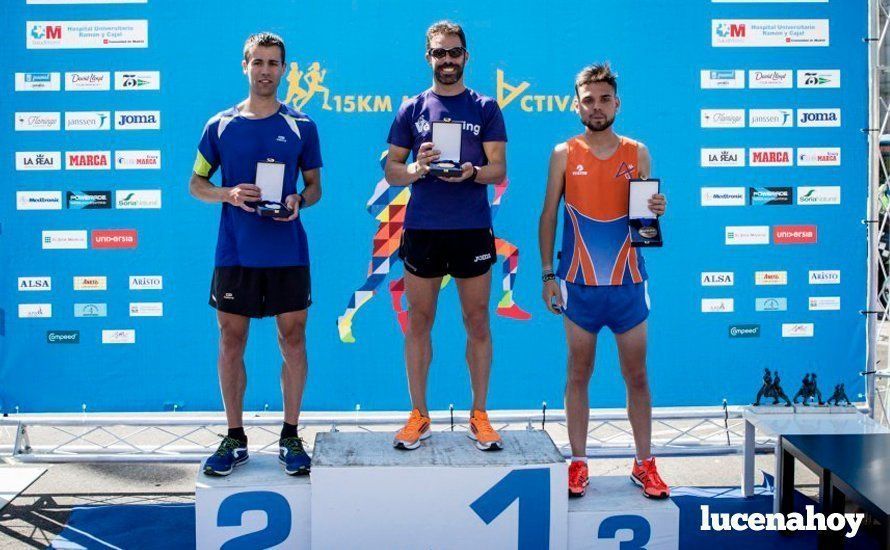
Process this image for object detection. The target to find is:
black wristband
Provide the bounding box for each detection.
[542,272,556,283]
[467,165,479,182]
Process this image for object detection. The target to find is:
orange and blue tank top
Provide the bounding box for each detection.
[556,135,647,286]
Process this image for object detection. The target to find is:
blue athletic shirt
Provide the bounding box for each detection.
[194,103,322,267]
[387,88,507,230]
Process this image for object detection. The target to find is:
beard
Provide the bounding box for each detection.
[434,62,464,85]
[583,113,615,132]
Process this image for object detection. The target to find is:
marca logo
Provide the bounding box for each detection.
[797,147,840,166]
[115,150,161,170]
[114,71,160,90]
[797,186,841,205]
[748,70,792,89]
[129,302,163,317]
[809,270,840,284]
[73,276,107,290]
[18,277,52,291]
[702,298,734,313]
[750,148,793,166]
[74,303,107,318]
[116,190,161,209]
[749,187,792,206]
[66,151,111,170]
[774,225,817,244]
[42,230,87,249]
[701,148,745,167]
[15,112,61,131]
[748,109,793,128]
[129,275,162,290]
[16,151,61,171]
[797,109,840,127]
[701,272,734,286]
[17,191,63,210]
[115,110,160,130]
[700,70,745,89]
[701,109,745,128]
[15,72,61,91]
[27,20,148,50]
[712,19,829,48]
[726,226,770,245]
[809,297,840,311]
[47,330,79,344]
[755,271,788,285]
[701,187,746,206]
[64,71,110,91]
[65,111,110,130]
[797,69,840,88]
[19,304,52,318]
[102,329,136,344]
[92,229,138,249]
[729,324,760,338]
[755,297,788,312]
[67,191,111,209]
[782,323,814,338]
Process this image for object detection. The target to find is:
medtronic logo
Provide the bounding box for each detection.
[67,191,111,209]
[797,147,840,167]
[701,272,734,286]
[755,297,787,312]
[748,109,792,128]
[701,148,745,167]
[47,330,79,344]
[16,151,61,171]
[729,324,760,338]
[17,191,63,210]
[797,69,840,88]
[749,187,792,206]
[92,229,138,249]
[773,225,817,244]
[115,110,160,130]
[74,303,107,318]
[700,70,744,89]
[755,271,788,286]
[116,190,161,209]
[701,109,745,128]
[748,70,792,89]
[701,187,746,206]
[797,186,840,205]
[66,151,111,170]
[798,109,840,127]
[129,275,163,290]
[809,270,840,285]
[114,71,160,90]
[750,148,792,166]
[19,277,52,291]
[702,298,734,313]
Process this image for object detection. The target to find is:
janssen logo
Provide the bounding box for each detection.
[797,109,840,128]
[702,298,734,313]
[18,276,52,291]
[65,111,111,131]
[115,110,160,130]
[809,297,840,311]
[748,109,793,128]
[749,148,793,167]
[797,147,840,167]
[700,70,745,89]
[755,271,788,286]
[809,270,840,285]
[73,275,107,290]
[701,109,745,128]
[782,323,814,338]
[748,70,792,89]
[755,297,788,312]
[129,275,162,290]
[701,272,734,286]
[66,151,111,170]
[725,226,770,245]
[729,324,760,338]
[701,148,745,167]
[797,69,840,88]
[701,187,746,206]
[797,186,841,205]
[773,225,817,244]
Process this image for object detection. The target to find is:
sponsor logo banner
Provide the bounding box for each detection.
[809,270,840,284]
[749,187,792,205]
[797,186,841,205]
[712,19,829,47]
[115,110,160,130]
[750,148,793,166]
[755,271,788,285]
[17,191,63,210]
[27,20,148,49]
[115,150,160,170]
[15,112,61,131]
[726,226,770,245]
[18,277,52,291]
[28,0,148,4]
[16,151,61,171]
[797,108,840,127]
[102,329,135,344]
[65,111,111,130]
[15,72,61,91]
[774,224,818,244]
[748,70,792,89]
[115,190,161,209]
[701,272,735,286]
[114,71,160,90]
[701,148,745,167]
[42,230,87,249]
[74,303,107,317]
[809,297,841,311]
[755,297,788,312]
[19,304,52,318]
[67,191,111,209]
[713,0,827,3]
[797,147,841,166]
[92,229,138,249]
[729,324,761,338]
[797,69,840,88]
[749,109,793,127]
[700,70,745,89]
[129,275,162,290]
[701,109,745,128]
[783,323,814,337]
[66,151,111,170]
[701,187,746,206]
[47,330,79,344]
[129,302,163,317]
[64,71,110,91]
[702,298,734,313]
[73,276,107,290]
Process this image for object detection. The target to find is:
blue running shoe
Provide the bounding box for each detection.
[203,436,248,476]
[279,436,311,475]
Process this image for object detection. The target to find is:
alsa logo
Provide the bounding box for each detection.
[18,277,51,291]
[750,148,792,166]
[67,151,110,170]
[701,272,734,286]
[92,229,138,249]
[773,225,817,244]
[572,164,588,176]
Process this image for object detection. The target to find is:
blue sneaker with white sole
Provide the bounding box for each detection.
[279,436,311,475]
[203,436,249,476]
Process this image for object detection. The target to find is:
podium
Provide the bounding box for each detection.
[311,430,567,549]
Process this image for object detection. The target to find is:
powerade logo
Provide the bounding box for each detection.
[67,190,111,209]
[729,324,760,338]
[749,187,792,206]
[47,330,79,344]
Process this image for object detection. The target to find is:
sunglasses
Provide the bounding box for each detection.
[428,47,466,59]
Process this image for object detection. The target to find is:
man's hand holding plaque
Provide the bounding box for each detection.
[628,178,665,247]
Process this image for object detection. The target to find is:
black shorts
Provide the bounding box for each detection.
[399,228,497,279]
[209,266,311,318]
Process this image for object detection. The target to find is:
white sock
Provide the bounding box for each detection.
[571,456,587,464]
[636,456,653,465]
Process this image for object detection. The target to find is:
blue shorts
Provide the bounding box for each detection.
[560,280,650,335]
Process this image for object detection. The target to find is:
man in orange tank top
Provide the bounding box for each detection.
[538,63,669,499]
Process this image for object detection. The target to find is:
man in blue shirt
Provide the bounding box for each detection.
[189,32,321,476]
[386,21,507,451]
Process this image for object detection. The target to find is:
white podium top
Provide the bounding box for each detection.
[196,454,310,490]
[313,430,564,468]
[742,407,890,437]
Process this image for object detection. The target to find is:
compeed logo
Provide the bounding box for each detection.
[774,225,817,244]
[92,229,138,249]
[729,324,760,338]
[47,330,79,344]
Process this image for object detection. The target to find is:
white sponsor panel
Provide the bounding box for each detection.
[725,226,770,245]
[702,298,734,313]
[18,277,52,291]
[700,70,745,89]
[102,329,136,344]
[749,148,793,167]
[701,272,735,286]
[129,275,163,290]
[27,20,148,49]
[16,151,61,171]
[797,147,841,166]
[74,276,107,290]
[755,271,788,285]
[797,69,841,88]
[17,191,63,210]
[783,323,815,338]
[15,112,61,131]
[64,71,110,91]
[66,151,111,170]
[18,304,52,318]
[701,109,745,128]
[114,71,160,91]
[809,297,841,311]
[748,70,792,89]
[809,270,841,284]
[701,148,745,167]
[129,302,163,317]
[65,111,111,131]
[701,187,746,206]
[797,108,841,127]
[116,190,162,209]
[748,109,793,128]
[42,230,87,249]
[797,186,841,205]
[115,110,160,130]
[712,0,827,3]
[712,19,829,47]
[28,0,147,4]
[115,150,161,170]
[15,72,61,91]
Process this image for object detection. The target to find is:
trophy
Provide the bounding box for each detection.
[628,178,662,247]
[429,121,463,178]
[253,160,292,218]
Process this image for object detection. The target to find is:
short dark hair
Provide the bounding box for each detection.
[425,20,467,50]
[243,32,285,64]
[575,63,618,95]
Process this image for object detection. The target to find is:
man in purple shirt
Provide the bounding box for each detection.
[385,21,507,451]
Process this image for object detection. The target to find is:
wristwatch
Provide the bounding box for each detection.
[542,272,556,283]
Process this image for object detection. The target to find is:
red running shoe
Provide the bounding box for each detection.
[631,457,670,499]
[568,461,589,498]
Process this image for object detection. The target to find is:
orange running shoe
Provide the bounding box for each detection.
[631,457,670,499]
[393,408,431,450]
[568,461,589,497]
[468,410,503,451]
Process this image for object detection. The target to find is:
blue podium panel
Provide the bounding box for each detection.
[310,430,567,550]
